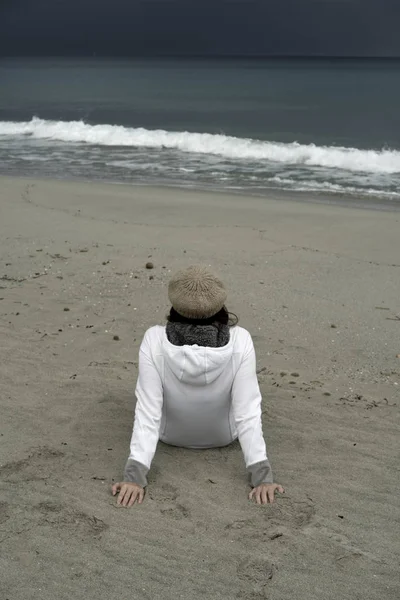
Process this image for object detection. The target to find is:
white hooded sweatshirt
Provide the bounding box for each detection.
[124,325,273,487]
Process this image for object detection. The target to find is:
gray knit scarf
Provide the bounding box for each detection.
[166,321,230,348]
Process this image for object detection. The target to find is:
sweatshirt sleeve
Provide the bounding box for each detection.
[231,332,273,487]
[124,330,163,487]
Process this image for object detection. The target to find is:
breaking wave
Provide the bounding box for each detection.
[1,117,399,174]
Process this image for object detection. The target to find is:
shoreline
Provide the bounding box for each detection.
[1,172,400,212]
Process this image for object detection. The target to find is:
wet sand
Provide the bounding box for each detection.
[0,176,399,600]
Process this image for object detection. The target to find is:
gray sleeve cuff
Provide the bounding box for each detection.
[124,459,149,487]
[247,459,273,487]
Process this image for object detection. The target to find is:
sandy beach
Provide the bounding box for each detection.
[0,176,399,600]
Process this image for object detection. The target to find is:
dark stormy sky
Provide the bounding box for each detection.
[0,0,399,58]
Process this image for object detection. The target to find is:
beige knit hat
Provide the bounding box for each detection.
[168,265,227,319]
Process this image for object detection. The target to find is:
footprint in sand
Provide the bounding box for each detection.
[313,524,375,569]
[157,483,179,502]
[147,482,179,502]
[149,483,191,519]
[34,501,108,537]
[0,499,108,544]
[261,497,315,529]
[225,519,255,531]
[226,497,315,542]
[0,447,65,483]
[237,557,274,582]
[160,503,190,520]
[236,557,275,598]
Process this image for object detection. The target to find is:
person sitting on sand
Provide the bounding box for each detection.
[112,265,284,507]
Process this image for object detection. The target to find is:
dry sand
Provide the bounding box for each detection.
[0,176,399,600]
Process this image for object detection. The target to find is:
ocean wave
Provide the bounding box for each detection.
[1,117,400,175]
[106,160,169,172]
[265,176,400,198]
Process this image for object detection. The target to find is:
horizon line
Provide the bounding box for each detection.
[1,54,400,60]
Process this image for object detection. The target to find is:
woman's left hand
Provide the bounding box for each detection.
[249,483,285,505]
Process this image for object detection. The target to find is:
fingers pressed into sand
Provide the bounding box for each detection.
[261,487,268,505]
[122,488,133,507]
[117,486,128,506]
[127,491,138,507]
[267,488,275,504]
[112,483,121,496]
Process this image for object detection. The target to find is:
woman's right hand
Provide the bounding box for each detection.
[112,482,145,507]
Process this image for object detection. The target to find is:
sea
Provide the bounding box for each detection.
[1,57,400,205]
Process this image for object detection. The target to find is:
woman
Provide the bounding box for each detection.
[112,265,284,507]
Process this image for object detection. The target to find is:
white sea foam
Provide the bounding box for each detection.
[266,176,400,198]
[1,117,400,174]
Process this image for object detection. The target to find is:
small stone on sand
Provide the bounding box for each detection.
[113,335,120,341]
[145,262,154,270]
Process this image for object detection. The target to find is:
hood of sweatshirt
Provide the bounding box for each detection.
[163,327,238,387]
